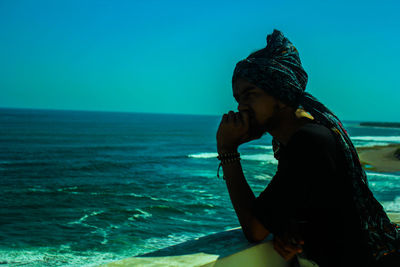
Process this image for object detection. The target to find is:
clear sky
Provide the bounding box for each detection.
[0,0,399,122]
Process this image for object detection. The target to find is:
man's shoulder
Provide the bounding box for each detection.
[281,122,344,179]
[287,122,337,152]
[297,122,335,140]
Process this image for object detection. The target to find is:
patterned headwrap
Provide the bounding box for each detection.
[232,29,400,261]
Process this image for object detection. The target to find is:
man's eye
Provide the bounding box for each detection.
[238,92,253,102]
[239,94,248,102]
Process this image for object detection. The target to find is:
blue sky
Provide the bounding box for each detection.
[0,0,399,121]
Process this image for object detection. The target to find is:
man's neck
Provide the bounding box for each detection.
[268,108,314,146]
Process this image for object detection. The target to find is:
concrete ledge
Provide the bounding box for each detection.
[101,227,289,267]
[101,213,400,266]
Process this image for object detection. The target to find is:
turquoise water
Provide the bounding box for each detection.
[0,108,399,266]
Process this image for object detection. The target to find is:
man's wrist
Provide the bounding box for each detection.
[216,148,241,180]
[217,145,238,154]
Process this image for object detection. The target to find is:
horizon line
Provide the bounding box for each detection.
[0,106,398,123]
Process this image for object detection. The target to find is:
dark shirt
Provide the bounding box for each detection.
[252,122,373,267]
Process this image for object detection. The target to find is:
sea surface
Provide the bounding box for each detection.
[0,108,399,266]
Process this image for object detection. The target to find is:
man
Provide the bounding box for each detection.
[216,29,399,266]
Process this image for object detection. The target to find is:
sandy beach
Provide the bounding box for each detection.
[356,144,400,173]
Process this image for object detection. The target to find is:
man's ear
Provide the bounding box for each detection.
[276,100,288,110]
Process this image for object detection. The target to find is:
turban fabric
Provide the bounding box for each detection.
[232,29,400,261]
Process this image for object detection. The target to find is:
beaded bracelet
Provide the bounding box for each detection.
[217,152,240,161]
[216,152,241,180]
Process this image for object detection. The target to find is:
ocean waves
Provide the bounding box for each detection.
[351,136,400,142]
[186,135,400,158]
[367,172,400,212]
[187,151,277,164]
[0,247,121,267]
[382,196,400,213]
[351,135,400,148]
[241,154,277,164]
[187,152,217,159]
[1,110,399,266]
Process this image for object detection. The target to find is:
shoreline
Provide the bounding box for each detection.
[356,144,400,173]
[359,122,400,129]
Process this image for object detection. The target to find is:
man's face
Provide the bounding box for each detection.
[232,77,279,138]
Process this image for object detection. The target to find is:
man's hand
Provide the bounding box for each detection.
[273,234,304,261]
[216,110,259,153]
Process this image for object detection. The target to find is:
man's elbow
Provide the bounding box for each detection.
[244,233,264,243]
[238,210,270,243]
[242,225,269,243]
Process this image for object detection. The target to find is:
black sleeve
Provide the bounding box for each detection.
[251,127,339,237]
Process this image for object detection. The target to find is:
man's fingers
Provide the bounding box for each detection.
[274,237,292,254]
[273,236,303,261]
[227,111,246,126]
[273,241,286,257]
[240,111,250,126]
[231,111,238,123]
[278,235,303,249]
[274,245,286,258]
[221,111,235,123]
[274,244,299,262]
[274,244,297,261]
[224,111,232,124]
[219,114,228,128]
[235,112,242,125]
[283,250,299,261]
[274,240,290,255]
[221,111,250,127]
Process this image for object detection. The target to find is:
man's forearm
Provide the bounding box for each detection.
[222,158,269,242]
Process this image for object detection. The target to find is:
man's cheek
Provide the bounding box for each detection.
[248,118,264,137]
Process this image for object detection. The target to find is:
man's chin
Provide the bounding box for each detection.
[249,122,268,139]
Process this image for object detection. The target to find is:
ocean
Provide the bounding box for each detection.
[0,108,399,266]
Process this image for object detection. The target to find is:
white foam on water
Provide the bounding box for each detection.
[248,145,273,150]
[0,247,121,267]
[187,151,278,165]
[169,216,193,223]
[27,186,53,193]
[57,186,79,192]
[355,142,391,147]
[382,196,400,213]
[351,136,400,142]
[128,192,145,198]
[149,196,173,202]
[187,152,218,159]
[369,180,399,190]
[367,172,400,189]
[128,208,152,221]
[367,172,400,180]
[242,154,277,164]
[185,169,218,178]
[90,227,109,245]
[68,210,104,225]
[254,174,272,181]
[205,208,217,215]
[143,232,203,253]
